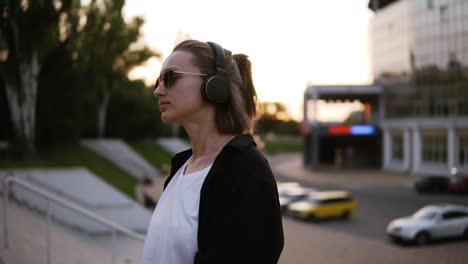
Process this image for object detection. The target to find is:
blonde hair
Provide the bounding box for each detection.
[174,40,258,134]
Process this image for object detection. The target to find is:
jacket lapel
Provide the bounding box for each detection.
[163,149,192,189]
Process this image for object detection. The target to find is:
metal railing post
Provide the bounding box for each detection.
[46,199,52,264]
[111,230,116,264]
[3,176,10,249]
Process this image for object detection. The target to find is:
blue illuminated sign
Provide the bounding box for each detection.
[350,125,375,135]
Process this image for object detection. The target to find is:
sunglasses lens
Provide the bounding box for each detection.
[155,70,178,89]
[164,71,174,88]
[155,77,161,88]
[155,70,172,89]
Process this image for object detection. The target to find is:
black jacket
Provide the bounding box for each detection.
[164,134,284,264]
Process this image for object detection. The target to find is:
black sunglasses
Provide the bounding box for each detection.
[155,70,207,89]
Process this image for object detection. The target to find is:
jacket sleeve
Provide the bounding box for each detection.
[195,153,284,264]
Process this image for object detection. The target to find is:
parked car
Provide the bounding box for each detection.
[386,204,468,245]
[449,174,468,194]
[277,181,302,196]
[287,190,357,220]
[413,175,449,193]
[278,186,316,212]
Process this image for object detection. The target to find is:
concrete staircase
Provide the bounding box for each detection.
[81,139,160,180]
[0,196,145,264]
[0,168,152,234]
[154,137,191,156]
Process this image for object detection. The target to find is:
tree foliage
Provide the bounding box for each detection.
[74,0,158,137]
[0,0,165,157]
[255,102,299,135]
[106,79,171,139]
[0,0,79,158]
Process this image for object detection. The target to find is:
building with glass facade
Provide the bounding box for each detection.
[370,0,468,176]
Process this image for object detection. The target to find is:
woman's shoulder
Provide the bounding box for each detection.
[222,143,272,181]
[223,134,269,165]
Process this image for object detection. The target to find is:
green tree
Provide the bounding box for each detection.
[75,0,158,138]
[0,0,78,158]
[36,39,95,147]
[343,110,363,124]
[106,79,171,139]
[255,102,299,135]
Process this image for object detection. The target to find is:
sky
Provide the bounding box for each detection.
[123,0,374,121]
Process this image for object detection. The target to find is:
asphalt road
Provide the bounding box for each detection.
[270,155,468,264]
[283,182,468,243]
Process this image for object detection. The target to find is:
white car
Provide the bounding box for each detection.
[276,182,317,212]
[386,204,468,245]
[277,181,302,196]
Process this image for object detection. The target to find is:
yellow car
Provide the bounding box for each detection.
[287,190,357,220]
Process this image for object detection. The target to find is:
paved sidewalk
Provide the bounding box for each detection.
[278,216,468,264]
[269,154,414,190]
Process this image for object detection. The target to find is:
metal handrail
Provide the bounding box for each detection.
[2,175,146,264]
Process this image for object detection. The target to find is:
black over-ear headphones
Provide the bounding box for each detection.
[202,42,231,104]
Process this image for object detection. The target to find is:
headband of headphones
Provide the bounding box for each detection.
[207,42,227,77]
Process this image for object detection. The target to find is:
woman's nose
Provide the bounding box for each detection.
[153,84,166,98]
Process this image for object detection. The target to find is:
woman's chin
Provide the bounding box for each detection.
[161,112,178,124]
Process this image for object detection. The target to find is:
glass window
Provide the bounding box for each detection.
[422,134,447,163]
[307,199,321,205]
[371,0,468,120]
[427,0,434,9]
[392,134,403,161]
[442,211,468,220]
[440,5,449,23]
[414,207,438,219]
[459,135,468,166]
[321,197,351,204]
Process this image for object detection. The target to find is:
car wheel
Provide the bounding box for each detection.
[306,213,316,221]
[463,228,468,240]
[388,236,401,244]
[415,231,430,246]
[341,210,350,219]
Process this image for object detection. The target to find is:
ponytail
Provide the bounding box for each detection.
[233,54,257,119]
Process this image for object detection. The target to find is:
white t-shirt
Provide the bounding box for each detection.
[141,157,212,264]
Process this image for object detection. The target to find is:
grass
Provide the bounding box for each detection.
[263,137,303,155]
[0,143,138,199]
[126,140,172,173]
[0,136,300,198]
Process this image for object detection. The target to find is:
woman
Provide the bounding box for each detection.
[142,40,284,264]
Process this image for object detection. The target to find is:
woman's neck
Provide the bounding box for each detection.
[182,123,235,174]
[188,129,235,160]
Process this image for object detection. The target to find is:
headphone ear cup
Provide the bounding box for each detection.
[204,75,230,104]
